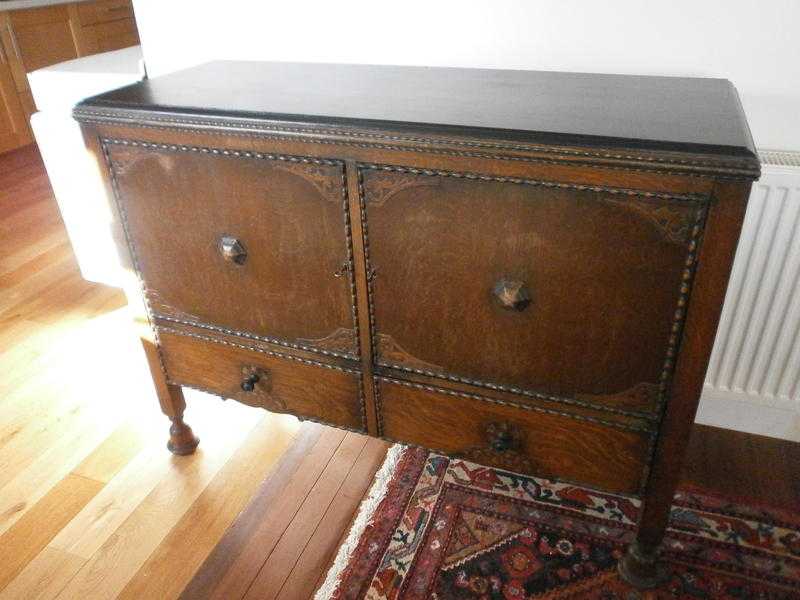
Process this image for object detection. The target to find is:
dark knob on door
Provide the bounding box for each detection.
[219,236,247,265]
[492,279,531,311]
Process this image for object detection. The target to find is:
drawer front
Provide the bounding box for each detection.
[376,378,649,495]
[361,166,707,414]
[158,330,366,432]
[106,140,358,358]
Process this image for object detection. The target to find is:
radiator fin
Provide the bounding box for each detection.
[704,165,800,409]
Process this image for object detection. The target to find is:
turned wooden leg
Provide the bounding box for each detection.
[141,337,199,456]
[166,408,200,456]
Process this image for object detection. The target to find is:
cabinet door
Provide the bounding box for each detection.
[106,140,359,358]
[0,42,31,154]
[361,166,707,414]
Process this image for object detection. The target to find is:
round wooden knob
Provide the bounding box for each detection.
[492,279,531,311]
[219,236,247,265]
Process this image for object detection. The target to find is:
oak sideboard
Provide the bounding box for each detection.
[73,61,760,588]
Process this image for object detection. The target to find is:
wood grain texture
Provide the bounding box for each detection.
[185,422,799,600]
[362,166,703,412]
[0,474,103,591]
[106,141,358,356]
[634,180,755,548]
[377,378,649,495]
[242,432,369,600]
[159,330,365,432]
[116,414,301,600]
[275,437,390,600]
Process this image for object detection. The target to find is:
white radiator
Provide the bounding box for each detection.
[696,150,800,441]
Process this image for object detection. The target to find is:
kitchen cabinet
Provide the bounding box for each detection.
[0,0,139,154]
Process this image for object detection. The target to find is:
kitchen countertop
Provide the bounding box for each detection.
[0,0,93,11]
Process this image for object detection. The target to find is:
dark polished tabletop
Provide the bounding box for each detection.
[80,61,757,161]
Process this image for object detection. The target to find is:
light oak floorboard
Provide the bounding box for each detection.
[243,432,369,600]
[0,547,86,600]
[0,473,103,591]
[117,413,301,600]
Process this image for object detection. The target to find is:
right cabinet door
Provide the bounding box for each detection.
[360,165,708,415]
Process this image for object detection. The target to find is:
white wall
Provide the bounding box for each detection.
[132,0,800,151]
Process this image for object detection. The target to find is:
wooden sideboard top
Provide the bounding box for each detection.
[75,61,760,178]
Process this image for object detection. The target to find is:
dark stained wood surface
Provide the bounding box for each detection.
[79,61,758,161]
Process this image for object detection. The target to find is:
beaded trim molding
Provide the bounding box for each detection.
[74,106,760,179]
[100,137,362,363]
[373,377,651,434]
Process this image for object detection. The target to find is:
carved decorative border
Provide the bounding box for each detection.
[158,326,360,374]
[74,107,760,180]
[100,137,361,362]
[357,163,710,423]
[153,314,357,361]
[159,326,367,433]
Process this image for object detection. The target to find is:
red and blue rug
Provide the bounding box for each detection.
[316,446,800,599]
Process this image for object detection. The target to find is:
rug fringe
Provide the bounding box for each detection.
[314,443,407,600]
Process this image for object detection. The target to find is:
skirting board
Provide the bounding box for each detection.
[697,385,800,442]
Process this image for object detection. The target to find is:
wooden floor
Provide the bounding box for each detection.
[0,144,797,600]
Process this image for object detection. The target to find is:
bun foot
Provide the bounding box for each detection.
[618,541,669,589]
[167,416,199,455]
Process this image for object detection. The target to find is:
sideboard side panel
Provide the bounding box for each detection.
[636,179,752,546]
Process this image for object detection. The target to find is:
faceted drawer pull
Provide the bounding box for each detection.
[492,279,531,311]
[240,372,260,392]
[486,421,519,452]
[219,236,247,265]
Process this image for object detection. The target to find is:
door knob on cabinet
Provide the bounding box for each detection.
[219,236,247,265]
[492,279,531,311]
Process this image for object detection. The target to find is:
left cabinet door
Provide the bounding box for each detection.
[104,139,360,359]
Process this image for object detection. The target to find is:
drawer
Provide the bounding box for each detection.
[361,166,707,414]
[376,378,649,495]
[106,141,358,357]
[158,330,366,432]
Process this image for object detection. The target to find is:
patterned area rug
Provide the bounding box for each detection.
[316,446,800,599]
